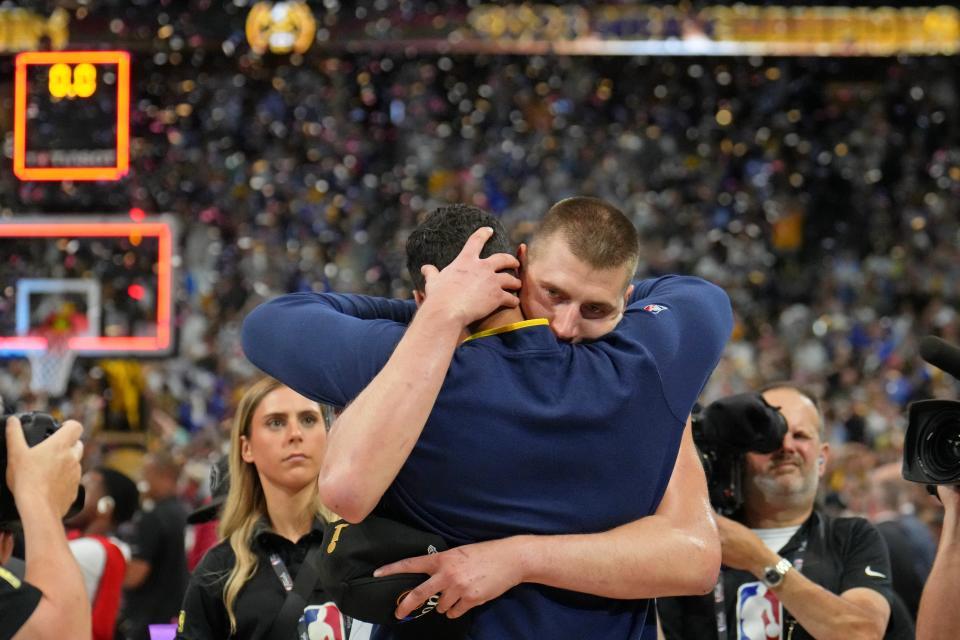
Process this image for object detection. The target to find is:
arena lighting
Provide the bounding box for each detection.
[127,284,146,301]
[330,4,960,57]
[13,51,130,181]
[0,7,68,53]
[0,220,173,354]
[246,1,316,54]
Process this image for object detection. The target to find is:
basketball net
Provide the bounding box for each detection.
[26,332,77,397]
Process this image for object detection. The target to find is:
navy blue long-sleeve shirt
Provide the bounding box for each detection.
[242,275,733,640]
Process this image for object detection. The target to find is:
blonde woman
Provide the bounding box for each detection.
[175,377,364,639]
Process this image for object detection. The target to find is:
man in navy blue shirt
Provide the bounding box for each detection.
[366,198,725,627]
[243,199,733,639]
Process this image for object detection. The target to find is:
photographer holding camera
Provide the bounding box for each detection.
[908,336,960,640]
[915,485,960,640]
[1,415,91,640]
[659,384,899,640]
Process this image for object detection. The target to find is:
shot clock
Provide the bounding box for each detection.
[13,50,130,181]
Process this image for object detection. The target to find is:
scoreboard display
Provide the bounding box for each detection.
[13,51,130,181]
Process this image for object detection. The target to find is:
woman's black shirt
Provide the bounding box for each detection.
[176,518,345,639]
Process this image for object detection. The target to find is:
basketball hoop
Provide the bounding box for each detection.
[26,332,77,397]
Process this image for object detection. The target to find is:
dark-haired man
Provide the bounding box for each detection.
[68,467,139,640]
[244,199,733,639]
[122,453,188,640]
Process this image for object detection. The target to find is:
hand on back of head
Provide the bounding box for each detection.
[421,227,521,326]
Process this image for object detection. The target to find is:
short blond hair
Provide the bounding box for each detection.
[531,196,640,282]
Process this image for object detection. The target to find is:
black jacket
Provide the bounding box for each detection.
[176,518,346,639]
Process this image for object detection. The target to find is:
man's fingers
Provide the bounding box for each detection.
[395,578,442,619]
[499,292,520,309]
[59,420,84,442]
[376,554,440,619]
[4,415,25,456]
[458,227,494,259]
[446,598,473,619]
[43,420,84,452]
[497,273,522,291]
[435,592,461,616]
[420,264,440,281]
[374,554,433,578]
[484,252,520,272]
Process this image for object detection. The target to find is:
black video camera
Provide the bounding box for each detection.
[903,401,960,486]
[0,412,85,529]
[903,336,960,487]
[692,392,789,515]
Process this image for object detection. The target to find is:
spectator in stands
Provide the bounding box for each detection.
[1,42,959,636]
[67,467,140,640]
[865,465,935,620]
[185,456,229,572]
[122,452,189,640]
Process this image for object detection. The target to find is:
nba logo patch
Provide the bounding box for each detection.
[736,582,783,640]
[298,602,346,640]
[642,303,668,315]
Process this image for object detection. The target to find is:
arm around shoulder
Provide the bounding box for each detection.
[318,228,521,521]
[517,420,720,598]
[624,275,733,423]
[378,421,720,620]
[316,300,465,522]
[242,292,405,407]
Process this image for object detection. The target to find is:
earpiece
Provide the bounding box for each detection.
[96,496,115,515]
[818,456,825,466]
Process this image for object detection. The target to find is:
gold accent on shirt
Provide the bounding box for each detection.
[463,318,549,343]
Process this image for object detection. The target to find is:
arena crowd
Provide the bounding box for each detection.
[2,49,959,638]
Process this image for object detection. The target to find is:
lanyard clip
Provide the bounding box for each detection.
[270,553,294,592]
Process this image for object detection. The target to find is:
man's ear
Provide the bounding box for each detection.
[240,435,255,464]
[413,290,425,306]
[623,283,634,308]
[517,243,529,283]
[817,443,830,478]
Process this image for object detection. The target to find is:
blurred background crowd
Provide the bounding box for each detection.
[2,26,960,633]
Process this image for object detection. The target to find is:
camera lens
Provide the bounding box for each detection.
[919,408,960,484]
[929,425,960,473]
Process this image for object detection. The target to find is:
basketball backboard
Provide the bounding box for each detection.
[0,217,175,360]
